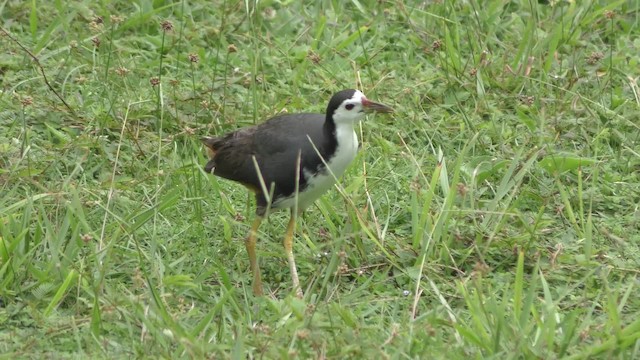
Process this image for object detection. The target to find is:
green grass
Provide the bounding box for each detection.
[1,0,640,358]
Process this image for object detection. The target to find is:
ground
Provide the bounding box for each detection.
[1,0,639,358]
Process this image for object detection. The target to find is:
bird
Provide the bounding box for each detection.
[202,89,393,297]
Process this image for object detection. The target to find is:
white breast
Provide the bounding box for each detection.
[276,123,359,211]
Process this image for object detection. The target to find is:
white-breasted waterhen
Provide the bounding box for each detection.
[202,89,393,297]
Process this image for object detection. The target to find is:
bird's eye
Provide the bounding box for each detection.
[345,104,355,110]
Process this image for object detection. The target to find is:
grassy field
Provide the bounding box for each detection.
[1,0,640,358]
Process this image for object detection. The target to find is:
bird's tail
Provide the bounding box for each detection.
[201,136,221,158]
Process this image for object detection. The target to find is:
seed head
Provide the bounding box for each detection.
[115,66,130,76]
[432,39,443,51]
[161,20,174,32]
[110,15,124,24]
[586,51,604,65]
[21,96,33,107]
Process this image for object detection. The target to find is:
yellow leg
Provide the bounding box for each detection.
[284,210,303,298]
[246,216,263,296]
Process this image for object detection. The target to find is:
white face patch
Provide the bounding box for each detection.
[331,90,368,125]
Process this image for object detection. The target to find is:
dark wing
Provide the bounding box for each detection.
[203,113,334,199]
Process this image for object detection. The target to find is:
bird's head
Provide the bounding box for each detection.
[327,89,394,125]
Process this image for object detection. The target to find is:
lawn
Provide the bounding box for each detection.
[1,0,639,358]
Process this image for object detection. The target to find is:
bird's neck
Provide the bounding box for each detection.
[323,117,357,137]
[324,118,358,152]
[323,116,336,135]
